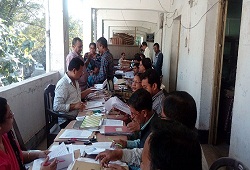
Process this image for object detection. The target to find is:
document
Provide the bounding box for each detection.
[124,71,134,79]
[33,143,74,170]
[104,96,131,115]
[85,101,104,109]
[59,129,92,139]
[102,119,123,126]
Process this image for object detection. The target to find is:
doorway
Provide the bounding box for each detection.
[211,0,243,146]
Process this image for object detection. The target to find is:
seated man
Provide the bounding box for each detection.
[53,57,87,127]
[111,88,158,149]
[96,91,208,170]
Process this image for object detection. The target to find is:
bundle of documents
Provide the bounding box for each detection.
[58,129,93,140]
[104,96,131,115]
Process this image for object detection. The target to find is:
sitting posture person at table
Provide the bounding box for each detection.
[0,97,57,170]
[131,73,142,92]
[54,57,88,127]
[88,37,114,84]
[132,63,140,76]
[111,88,158,149]
[96,91,207,170]
[139,58,152,73]
[118,52,126,66]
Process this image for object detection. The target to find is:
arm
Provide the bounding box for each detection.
[91,57,108,83]
[22,150,49,163]
[126,139,140,149]
[121,148,143,166]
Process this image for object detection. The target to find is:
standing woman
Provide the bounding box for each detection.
[0,97,57,170]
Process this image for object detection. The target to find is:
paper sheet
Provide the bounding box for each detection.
[59,129,92,139]
[104,96,131,115]
[102,119,123,126]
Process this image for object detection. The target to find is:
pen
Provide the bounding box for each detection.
[108,137,123,148]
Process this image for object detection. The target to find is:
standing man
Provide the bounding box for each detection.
[141,42,151,61]
[152,43,163,76]
[89,37,114,84]
[66,37,91,91]
[54,57,86,127]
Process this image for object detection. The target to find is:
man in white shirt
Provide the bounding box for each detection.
[53,57,86,127]
[141,42,151,61]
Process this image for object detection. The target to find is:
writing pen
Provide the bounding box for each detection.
[108,137,123,148]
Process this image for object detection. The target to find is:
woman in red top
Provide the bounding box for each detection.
[0,97,57,170]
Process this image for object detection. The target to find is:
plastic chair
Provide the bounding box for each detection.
[44,84,75,147]
[209,157,249,170]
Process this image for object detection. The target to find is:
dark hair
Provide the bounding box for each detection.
[140,53,146,59]
[97,37,108,48]
[141,69,161,89]
[127,88,152,112]
[141,58,152,70]
[142,41,147,46]
[149,120,202,170]
[134,72,143,80]
[68,57,85,71]
[134,53,142,62]
[72,37,82,46]
[121,52,125,56]
[89,42,96,48]
[163,91,197,129]
[133,63,139,69]
[0,97,7,124]
[153,43,159,49]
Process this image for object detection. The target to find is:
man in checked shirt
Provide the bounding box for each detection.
[88,37,114,85]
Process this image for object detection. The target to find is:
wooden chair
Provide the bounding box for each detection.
[13,118,27,151]
[44,84,75,147]
[209,157,249,170]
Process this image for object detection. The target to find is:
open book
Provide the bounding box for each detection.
[104,96,131,115]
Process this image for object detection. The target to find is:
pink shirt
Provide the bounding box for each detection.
[0,133,23,170]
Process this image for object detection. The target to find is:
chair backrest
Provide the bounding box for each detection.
[107,79,114,91]
[12,118,27,151]
[209,157,249,170]
[44,84,58,146]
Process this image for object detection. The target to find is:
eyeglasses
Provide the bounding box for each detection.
[6,110,14,119]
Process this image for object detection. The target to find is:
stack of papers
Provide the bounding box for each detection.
[104,96,131,115]
[33,143,74,170]
[59,129,92,140]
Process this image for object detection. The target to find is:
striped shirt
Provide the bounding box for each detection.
[152,90,165,115]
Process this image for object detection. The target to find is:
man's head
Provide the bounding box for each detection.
[161,91,197,129]
[72,37,83,55]
[141,69,161,96]
[68,57,85,80]
[89,42,97,54]
[140,120,202,170]
[153,43,160,53]
[132,63,140,75]
[139,58,152,73]
[127,88,152,126]
[134,53,142,63]
[141,42,148,51]
[97,37,108,54]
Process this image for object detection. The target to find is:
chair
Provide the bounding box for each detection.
[107,79,114,91]
[44,84,75,147]
[13,118,27,151]
[209,157,249,170]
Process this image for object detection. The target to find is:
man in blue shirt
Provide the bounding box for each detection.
[152,43,163,77]
[89,37,114,84]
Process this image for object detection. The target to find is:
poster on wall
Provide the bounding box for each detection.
[146,33,154,42]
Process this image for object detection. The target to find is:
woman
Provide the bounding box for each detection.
[118,52,126,66]
[139,58,152,73]
[131,73,142,92]
[0,97,57,170]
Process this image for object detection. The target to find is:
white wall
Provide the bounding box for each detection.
[161,0,219,129]
[229,0,250,167]
[0,72,60,143]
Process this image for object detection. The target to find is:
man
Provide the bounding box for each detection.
[152,43,163,76]
[89,37,114,84]
[140,121,202,170]
[66,37,92,91]
[53,57,86,126]
[96,91,208,170]
[141,69,164,116]
[111,88,158,149]
[141,42,151,61]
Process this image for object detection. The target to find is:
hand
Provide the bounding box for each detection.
[37,150,50,158]
[127,121,140,132]
[108,164,127,170]
[110,139,127,148]
[75,102,85,111]
[40,157,57,170]
[95,149,123,167]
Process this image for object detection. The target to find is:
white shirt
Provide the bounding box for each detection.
[144,47,151,61]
